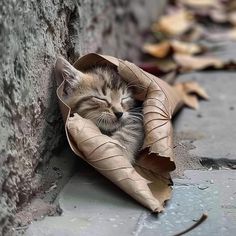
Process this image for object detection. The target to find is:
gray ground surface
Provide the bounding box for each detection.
[23,71,236,236]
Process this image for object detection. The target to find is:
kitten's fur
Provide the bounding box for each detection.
[60,58,144,163]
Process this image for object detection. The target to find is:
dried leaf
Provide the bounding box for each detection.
[152,9,194,36]
[67,113,164,212]
[143,42,171,58]
[170,40,203,54]
[174,81,209,109]
[56,53,208,212]
[174,54,223,71]
[144,40,203,58]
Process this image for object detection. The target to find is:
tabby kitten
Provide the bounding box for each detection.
[59,58,144,164]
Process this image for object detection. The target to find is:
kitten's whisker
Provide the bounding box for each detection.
[128,115,143,122]
[129,112,144,118]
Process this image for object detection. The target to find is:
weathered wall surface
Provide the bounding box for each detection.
[0,0,165,234]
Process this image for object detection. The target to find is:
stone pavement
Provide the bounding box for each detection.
[25,71,236,236]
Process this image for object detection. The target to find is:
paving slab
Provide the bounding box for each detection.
[139,170,236,236]
[174,72,236,162]
[25,169,236,236]
[25,169,147,236]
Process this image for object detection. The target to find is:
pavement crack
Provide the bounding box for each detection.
[133,212,149,236]
[200,157,236,170]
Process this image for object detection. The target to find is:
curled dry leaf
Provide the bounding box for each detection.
[143,42,171,58]
[67,113,163,212]
[174,81,209,109]
[152,9,194,36]
[174,53,223,71]
[143,40,203,59]
[170,40,203,54]
[56,53,208,211]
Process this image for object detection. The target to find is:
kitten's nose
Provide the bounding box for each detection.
[114,112,123,119]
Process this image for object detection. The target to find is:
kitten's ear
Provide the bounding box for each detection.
[55,57,85,95]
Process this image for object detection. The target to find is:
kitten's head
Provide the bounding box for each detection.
[56,57,135,133]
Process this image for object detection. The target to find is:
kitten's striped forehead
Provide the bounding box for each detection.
[64,66,132,110]
[86,67,126,94]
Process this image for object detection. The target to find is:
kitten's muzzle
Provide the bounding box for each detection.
[114,112,123,119]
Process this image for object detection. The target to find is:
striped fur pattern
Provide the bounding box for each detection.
[62,62,144,163]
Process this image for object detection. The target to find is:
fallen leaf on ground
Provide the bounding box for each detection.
[67,113,164,212]
[174,81,209,109]
[170,40,203,54]
[152,9,194,36]
[143,40,203,58]
[143,42,171,58]
[174,53,223,71]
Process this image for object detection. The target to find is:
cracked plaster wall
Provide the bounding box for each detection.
[0,0,165,235]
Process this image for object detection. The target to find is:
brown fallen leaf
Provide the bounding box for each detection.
[143,40,203,59]
[174,81,209,109]
[174,53,223,71]
[143,42,171,58]
[170,40,203,55]
[67,113,164,212]
[56,53,208,212]
[152,9,194,36]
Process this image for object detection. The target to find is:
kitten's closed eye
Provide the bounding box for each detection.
[91,96,109,106]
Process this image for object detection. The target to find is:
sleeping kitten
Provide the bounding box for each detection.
[58,58,144,164]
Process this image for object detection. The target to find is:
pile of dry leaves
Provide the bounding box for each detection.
[142,0,236,76]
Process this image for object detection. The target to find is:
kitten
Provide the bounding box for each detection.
[59,58,144,164]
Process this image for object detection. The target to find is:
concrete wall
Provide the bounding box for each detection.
[0,0,165,234]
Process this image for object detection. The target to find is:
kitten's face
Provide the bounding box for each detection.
[57,58,135,133]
